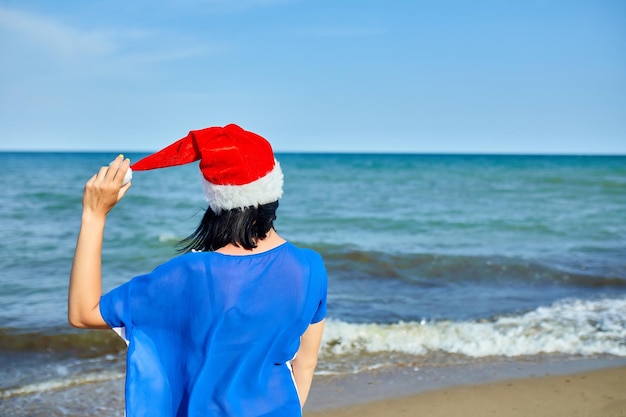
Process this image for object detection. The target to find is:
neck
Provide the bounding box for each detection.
[215,229,286,255]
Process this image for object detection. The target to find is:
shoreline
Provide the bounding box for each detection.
[1,356,625,416]
[305,356,626,415]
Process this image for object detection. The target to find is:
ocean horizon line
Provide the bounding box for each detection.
[1,149,625,158]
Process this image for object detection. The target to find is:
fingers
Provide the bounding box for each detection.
[117,180,132,201]
[86,173,98,187]
[101,154,130,184]
[111,155,131,184]
[94,165,110,183]
[82,155,132,216]
[91,155,131,186]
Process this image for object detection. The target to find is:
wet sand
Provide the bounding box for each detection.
[305,362,626,417]
[2,357,625,416]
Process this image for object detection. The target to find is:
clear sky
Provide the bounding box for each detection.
[0,0,624,153]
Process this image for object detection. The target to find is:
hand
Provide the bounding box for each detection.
[82,154,131,219]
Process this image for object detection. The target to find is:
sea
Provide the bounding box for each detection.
[1,152,625,416]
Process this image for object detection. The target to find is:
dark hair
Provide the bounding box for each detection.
[178,201,279,253]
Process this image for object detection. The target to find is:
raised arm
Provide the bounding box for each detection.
[291,319,325,407]
[68,155,131,329]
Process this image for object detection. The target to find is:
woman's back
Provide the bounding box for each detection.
[100,242,327,416]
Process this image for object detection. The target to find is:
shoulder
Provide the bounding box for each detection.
[284,243,326,270]
[154,251,206,271]
[302,248,324,265]
[134,252,212,286]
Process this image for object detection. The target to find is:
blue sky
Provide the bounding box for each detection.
[0,1,624,153]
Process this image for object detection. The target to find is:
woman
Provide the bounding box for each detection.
[68,124,327,417]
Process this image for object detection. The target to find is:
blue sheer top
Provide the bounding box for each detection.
[100,242,327,417]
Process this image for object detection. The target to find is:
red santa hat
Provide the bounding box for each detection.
[130,124,283,212]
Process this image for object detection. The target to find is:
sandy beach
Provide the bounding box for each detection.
[305,363,626,417]
[1,357,625,416]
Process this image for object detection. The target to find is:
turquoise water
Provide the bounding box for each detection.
[1,152,625,413]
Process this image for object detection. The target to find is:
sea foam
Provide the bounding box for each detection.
[0,370,124,399]
[321,297,626,359]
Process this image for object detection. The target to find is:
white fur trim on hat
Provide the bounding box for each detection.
[202,160,284,212]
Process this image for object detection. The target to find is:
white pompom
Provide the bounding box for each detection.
[109,158,133,185]
[122,167,133,185]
